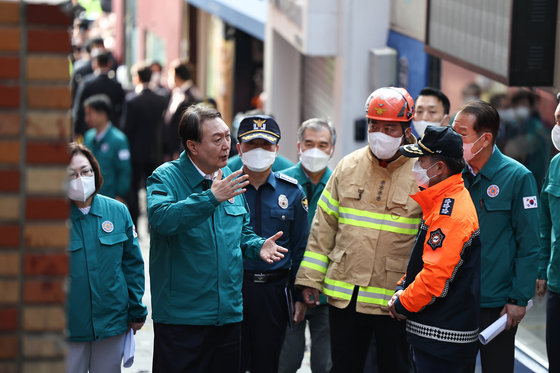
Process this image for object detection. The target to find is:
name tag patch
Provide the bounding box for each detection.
[440,198,454,216]
[523,196,538,209]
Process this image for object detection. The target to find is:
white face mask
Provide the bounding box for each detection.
[368,132,403,160]
[241,148,276,172]
[551,125,560,151]
[68,176,96,202]
[300,147,331,173]
[498,108,515,123]
[462,134,485,162]
[413,118,445,138]
[412,161,438,189]
[514,106,530,121]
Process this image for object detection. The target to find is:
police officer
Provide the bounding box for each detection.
[453,100,539,373]
[279,118,335,373]
[237,115,309,373]
[83,94,131,201]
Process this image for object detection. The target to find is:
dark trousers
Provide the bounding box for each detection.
[412,347,470,373]
[328,289,409,373]
[240,273,289,373]
[152,322,241,373]
[547,291,560,373]
[474,307,517,373]
[278,304,331,373]
[127,161,157,226]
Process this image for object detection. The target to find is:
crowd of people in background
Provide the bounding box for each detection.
[65,8,560,373]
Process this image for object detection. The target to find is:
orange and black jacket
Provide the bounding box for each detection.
[394,173,481,363]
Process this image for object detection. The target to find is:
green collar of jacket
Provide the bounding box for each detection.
[70,194,104,220]
[473,146,502,181]
[290,162,332,188]
[178,151,212,190]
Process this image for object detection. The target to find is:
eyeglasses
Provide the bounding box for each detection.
[68,168,94,180]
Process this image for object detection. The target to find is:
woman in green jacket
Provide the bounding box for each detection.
[66,143,147,373]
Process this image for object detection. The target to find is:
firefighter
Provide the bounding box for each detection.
[296,87,422,373]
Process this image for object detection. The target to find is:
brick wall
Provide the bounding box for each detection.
[0,1,71,372]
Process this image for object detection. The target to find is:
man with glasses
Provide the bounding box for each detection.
[453,100,539,373]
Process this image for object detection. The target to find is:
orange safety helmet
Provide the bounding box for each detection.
[365,87,414,122]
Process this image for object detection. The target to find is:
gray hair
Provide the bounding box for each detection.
[297,118,336,146]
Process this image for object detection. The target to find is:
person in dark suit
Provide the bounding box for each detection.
[71,37,102,102]
[71,37,119,104]
[162,59,201,161]
[73,50,124,139]
[121,62,168,227]
[149,61,170,99]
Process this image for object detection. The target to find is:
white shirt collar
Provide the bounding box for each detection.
[188,154,218,180]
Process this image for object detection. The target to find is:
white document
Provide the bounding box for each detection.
[122,328,135,368]
[478,299,533,345]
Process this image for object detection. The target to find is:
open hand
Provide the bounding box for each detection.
[211,169,250,202]
[260,231,288,263]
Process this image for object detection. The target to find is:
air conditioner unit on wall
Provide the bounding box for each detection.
[425,0,557,86]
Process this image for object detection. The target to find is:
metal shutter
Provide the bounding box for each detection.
[301,56,335,122]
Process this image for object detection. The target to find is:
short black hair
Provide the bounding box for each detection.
[91,50,110,67]
[69,142,103,193]
[457,100,500,144]
[511,89,535,107]
[84,94,111,118]
[84,37,104,53]
[132,61,152,83]
[178,104,222,152]
[172,60,193,82]
[430,154,465,175]
[418,87,451,115]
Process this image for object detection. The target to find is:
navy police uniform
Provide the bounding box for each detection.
[241,171,309,373]
[237,115,309,373]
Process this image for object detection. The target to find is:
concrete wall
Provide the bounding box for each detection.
[265,0,391,163]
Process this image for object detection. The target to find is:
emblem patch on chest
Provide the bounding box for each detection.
[427,228,445,251]
[278,194,289,209]
[102,220,114,233]
[487,184,499,197]
[440,198,454,216]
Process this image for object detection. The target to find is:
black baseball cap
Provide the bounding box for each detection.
[399,126,463,158]
[237,115,281,144]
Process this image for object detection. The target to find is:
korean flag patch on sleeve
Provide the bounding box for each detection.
[522,196,538,209]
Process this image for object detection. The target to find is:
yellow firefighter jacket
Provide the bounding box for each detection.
[295,145,422,315]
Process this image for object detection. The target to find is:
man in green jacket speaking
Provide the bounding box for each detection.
[147,104,288,373]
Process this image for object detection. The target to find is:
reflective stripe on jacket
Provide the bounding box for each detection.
[296,145,422,315]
